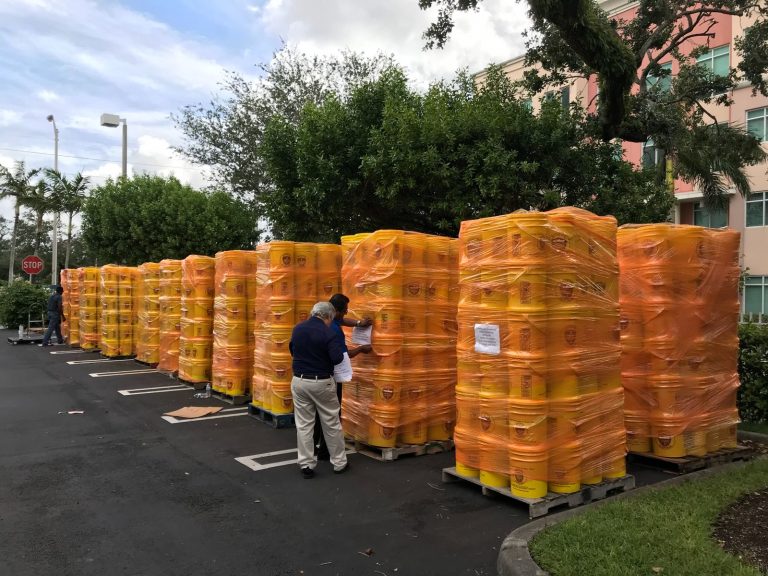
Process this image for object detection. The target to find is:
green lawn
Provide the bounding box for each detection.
[739,422,768,435]
[530,458,768,576]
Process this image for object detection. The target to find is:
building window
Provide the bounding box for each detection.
[646,62,673,93]
[642,138,664,168]
[744,276,768,322]
[522,98,533,111]
[747,108,767,142]
[746,191,767,227]
[697,45,730,77]
[693,202,728,228]
[544,87,570,110]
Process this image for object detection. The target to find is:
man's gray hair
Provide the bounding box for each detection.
[311,301,336,320]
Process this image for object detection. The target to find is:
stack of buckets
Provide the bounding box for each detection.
[136,262,161,365]
[131,268,142,351]
[251,242,343,414]
[65,269,80,347]
[340,230,460,448]
[454,208,626,498]
[212,250,258,396]
[618,224,741,457]
[178,255,216,384]
[60,270,70,343]
[99,265,136,357]
[158,259,183,372]
[78,267,101,350]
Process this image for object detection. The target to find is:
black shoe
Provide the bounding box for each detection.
[301,467,315,479]
[333,462,350,475]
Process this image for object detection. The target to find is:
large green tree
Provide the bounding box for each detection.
[81,174,260,264]
[260,65,672,241]
[419,0,768,207]
[45,170,90,270]
[0,161,41,282]
[173,44,394,203]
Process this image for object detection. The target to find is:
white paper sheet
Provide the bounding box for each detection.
[334,351,353,382]
[351,325,372,345]
[474,324,501,355]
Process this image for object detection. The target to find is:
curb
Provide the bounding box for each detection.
[496,460,760,576]
[738,429,768,444]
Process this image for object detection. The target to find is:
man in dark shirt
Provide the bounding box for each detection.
[290,301,348,478]
[314,293,372,460]
[40,286,65,347]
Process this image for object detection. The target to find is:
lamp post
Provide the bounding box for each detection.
[46,114,59,286]
[100,113,127,178]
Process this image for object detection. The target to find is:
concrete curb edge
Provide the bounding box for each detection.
[496,459,762,576]
[737,429,768,444]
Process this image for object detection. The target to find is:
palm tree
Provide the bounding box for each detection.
[0,161,41,282]
[45,169,90,269]
[22,180,55,258]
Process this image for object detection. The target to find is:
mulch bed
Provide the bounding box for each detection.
[713,487,768,575]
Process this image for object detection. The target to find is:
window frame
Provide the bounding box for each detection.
[693,201,728,228]
[746,191,767,228]
[646,62,673,93]
[747,107,768,142]
[696,44,730,95]
[743,275,768,322]
[642,138,665,169]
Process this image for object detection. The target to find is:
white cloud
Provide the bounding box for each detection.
[37,89,59,103]
[259,0,530,85]
[0,109,22,127]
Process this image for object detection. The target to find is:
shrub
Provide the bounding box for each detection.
[738,322,768,423]
[0,281,50,329]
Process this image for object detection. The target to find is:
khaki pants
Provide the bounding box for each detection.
[291,376,347,471]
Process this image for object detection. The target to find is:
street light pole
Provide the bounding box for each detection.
[100,113,128,179]
[47,114,59,286]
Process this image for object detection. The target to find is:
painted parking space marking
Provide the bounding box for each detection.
[89,368,158,378]
[118,384,188,396]
[50,350,89,355]
[235,447,356,472]
[68,358,136,365]
[161,406,248,424]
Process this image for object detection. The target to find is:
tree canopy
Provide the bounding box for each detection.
[419,0,768,207]
[81,174,259,264]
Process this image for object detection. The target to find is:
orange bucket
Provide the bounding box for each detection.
[508,399,548,445]
[507,312,547,356]
[368,403,400,448]
[507,265,547,311]
[295,273,317,300]
[507,357,547,399]
[509,443,549,498]
[399,404,428,445]
[548,440,582,494]
[508,212,549,260]
[454,430,482,478]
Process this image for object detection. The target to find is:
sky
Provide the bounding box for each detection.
[0,0,530,227]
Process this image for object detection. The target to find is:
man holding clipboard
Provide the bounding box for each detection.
[314,293,373,460]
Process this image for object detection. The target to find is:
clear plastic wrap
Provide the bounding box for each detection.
[618,224,741,457]
[340,230,460,448]
[454,208,625,498]
[212,250,257,396]
[65,269,80,346]
[135,262,161,365]
[250,242,343,413]
[78,267,101,350]
[99,265,136,357]
[178,255,216,383]
[158,259,183,372]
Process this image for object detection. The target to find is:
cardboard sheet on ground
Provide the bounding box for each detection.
[163,406,222,419]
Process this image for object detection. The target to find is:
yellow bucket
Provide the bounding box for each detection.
[509,444,549,498]
[548,441,582,494]
[268,241,294,270]
[508,358,547,399]
[507,312,547,356]
[316,244,342,272]
[508,212,549,260]
[372,370,401,404]
[295,273,318,300]
[507,265,547,311]
[508,399,548,445]
[180,319,212,339]
[367,403,400,448]
[179,358,212,383]
[399,406,428,445]
[294,300,314,324]
[294,243,318,271]
[270,383,294,414]
[181,338,212,360]
[317,275,341,299]
[182,298,214,320]
[267,302,295,327]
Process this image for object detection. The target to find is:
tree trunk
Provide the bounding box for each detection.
[65,212,73,270]
[33,212,43,256]
[8,201,19,283]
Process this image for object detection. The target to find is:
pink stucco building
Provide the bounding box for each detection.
[478,0,768,319]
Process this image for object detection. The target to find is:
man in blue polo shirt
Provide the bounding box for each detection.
[290,301,347,479]
[314,293,372,460]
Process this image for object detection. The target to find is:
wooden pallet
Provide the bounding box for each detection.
[347,439,454,462]
[628,445,755,474]
[442,467,636,519]
[134,359,159,368]
[247,404,296,429]
[211,389,250,405]
[101,353,136,360]
[175,375,208,391]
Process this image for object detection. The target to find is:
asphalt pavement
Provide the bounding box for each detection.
[0,329,669,576]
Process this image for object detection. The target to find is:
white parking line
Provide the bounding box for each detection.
[68,358,136,365]
[235,447,356,472]
[118,384,189,396]
[90,368,158,378]
[161,406,248,424]
[50,350,89,355]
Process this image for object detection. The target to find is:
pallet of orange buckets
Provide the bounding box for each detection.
[618,224,753,473]
[340,231,459,461]
[248,241,343,428]
[177,255,215,390]
[441,208,635,519]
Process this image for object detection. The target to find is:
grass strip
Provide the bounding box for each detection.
[529,458,768,576]
[739,422,768,435]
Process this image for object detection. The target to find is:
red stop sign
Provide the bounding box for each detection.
[21,255,44,276]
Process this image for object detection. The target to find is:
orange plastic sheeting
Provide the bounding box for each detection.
[454,208,625,497]
[61,269,80,344]
[339,231,460,449]
[212,250,257,396]
[178,255,216,383]
[251,242,343,413]
[158,259,183,372]
[135,262,161,365]
[78,267,101,350]
[618,224,741,458]
[99,265,137,358]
